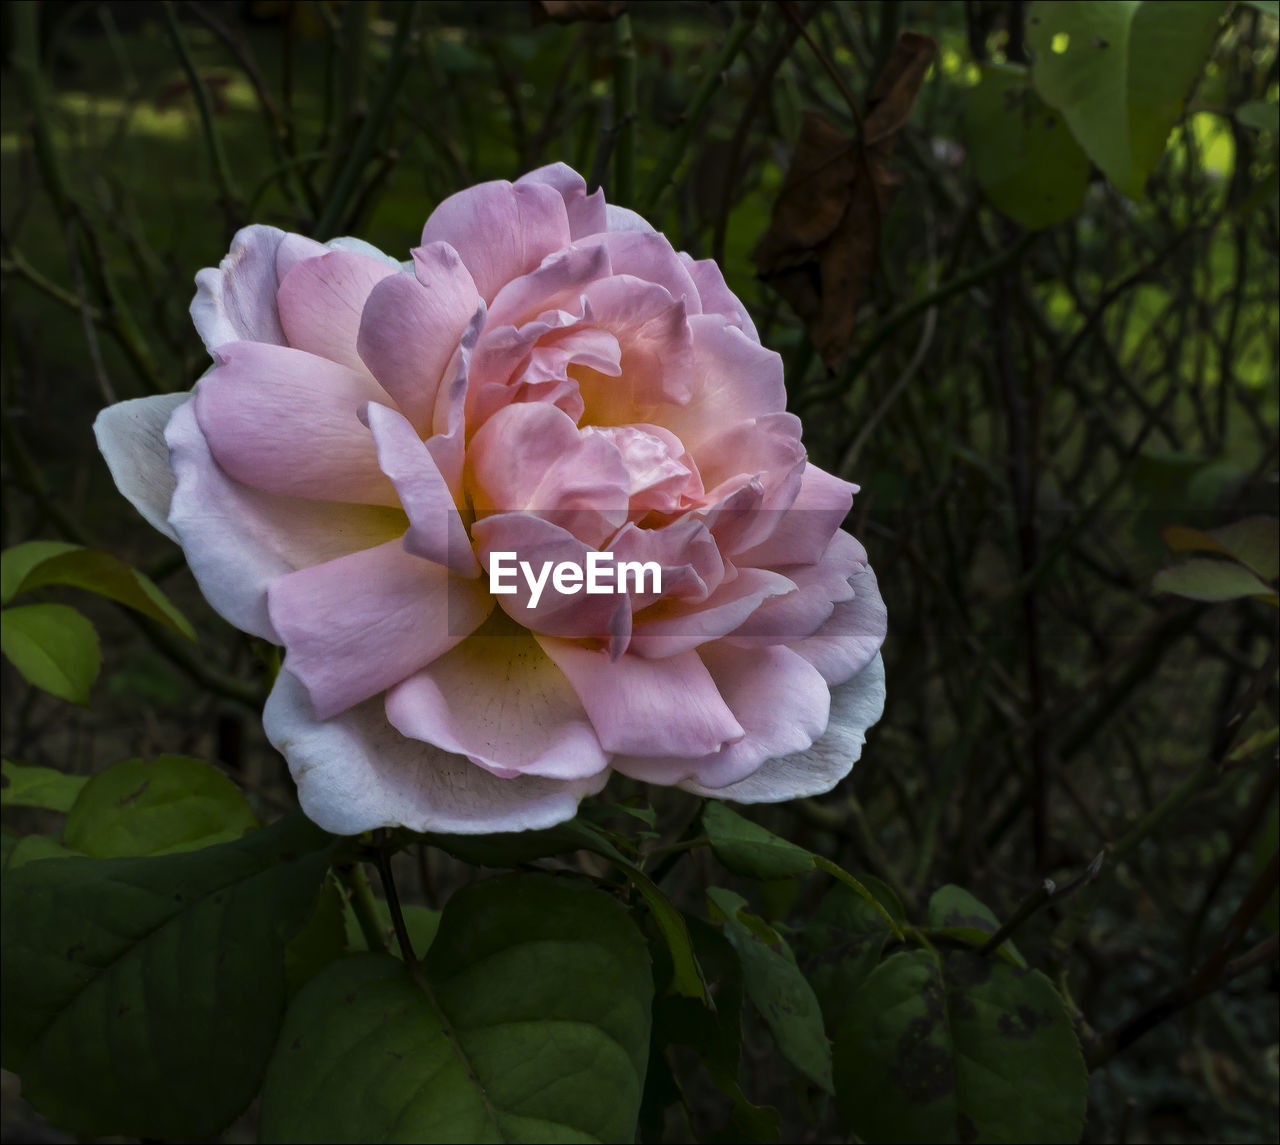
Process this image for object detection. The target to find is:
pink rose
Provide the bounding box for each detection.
[94,164,886,834]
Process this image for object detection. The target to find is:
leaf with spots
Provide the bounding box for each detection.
[926,884,1027,968]
[260,874,653,1143]
[834,949,1086,1143]
[0,812,333,1141]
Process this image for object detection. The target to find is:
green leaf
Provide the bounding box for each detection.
[703,800,815,879]
[0,542,80,605]
[965,64,1090,228]
[0,812,333,1140]
[834,949,1087,1143]
[926,885,1027,967]
[286,878,350,996]
[708,887,833,1094]
[61,755,259,858]
[799,876,905,1026]
[703,803,904,940]
[1,760,87,812]
[428,818,707,1001]
[1163,517,1280,581]
[261,874,653,1144]
[1236,99,1279,133]
[5,834,81,869]
[1027,1,1229,198]
[0,603,100,705]
[1153,557,1277,603]
[1242,0,1278,15]
[3,544,196,640]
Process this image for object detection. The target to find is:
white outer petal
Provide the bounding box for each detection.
[93,393,189,542]
[679,652,886,802]
[604,204,656,233]
[264,668,610,835]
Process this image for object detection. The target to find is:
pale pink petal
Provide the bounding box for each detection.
[728,529,863,647]
[679,253,759,341]
[598,231,701,312]
[425,303,486,501]
[733,462,858,568]
[607,517,726,605]
[471,513,628,640]
[94,393,189,542]
[420,180,571,303]
[194,342,397,506]
[681,653,885,801]
[629,568,795,658]
[487,241,611,329]
[605,204,656,233]
[536,637,743,757]
[468,403,630,546]
[191,224,288,350]
[264,668,608,835]
[657,316,787,453]
[274,233,329,280]
[354,243,479,431]
[613,643,829,789]
[165,400,406,641]
[267,539,491,719]
[363,402,478,577]
[518,163,607,239]
[791,560,888,686]
[277,249,399,372]
[386,614,609,781]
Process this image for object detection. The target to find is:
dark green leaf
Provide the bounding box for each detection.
[261,874,653,1143]
[0,603,100,705]
[966,64,1090,228]
[0,812,333,1140]
[708,887,833,1093]
[5,835,81,868]
[0,542,80,605]
[926,885,1027,967]
[61,755,258,858]
[342,894,442,959]
[1,760,87,812]
[703,801,815,879]
[1153,557,1277,603]
[834,949,1087,1143]
[286,877,349,996]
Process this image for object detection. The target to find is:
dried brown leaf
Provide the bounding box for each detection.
[754,32,937,371]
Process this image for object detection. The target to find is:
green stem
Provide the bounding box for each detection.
[315,3,416,239]
[639,5,759,215]
[11,1,74,220]
[612,13,637,207]
[337,862,387,954]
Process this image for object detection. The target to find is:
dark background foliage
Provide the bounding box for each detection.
[1,1,1277,1142]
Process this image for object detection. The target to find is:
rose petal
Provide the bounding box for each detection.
[681,653,886,801]
[277,249,400,372]
[363,402,478,577]
[264,668,609,835]
[518,163,608,239]
[605,204,656,233]
[195,341,397,505]
[191,224,288,351]
[354,243,480,431]
[386,612,609,780]
[420,180,571,303]
[536,637,743,757]
[267,538,492,719]
[598,231,700,311]
[679,253,759,341]
[487,241,611,329]
[94,393,189,542]
[791,561,888,686]
[613,643,830,788]
[166,399,406,641]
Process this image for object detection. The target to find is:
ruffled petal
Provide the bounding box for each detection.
[517,163,607,239]
[613,642,830,789]
[354,243,480,432]
[93,393,189,542]
[536,637,743,757]
[733,463,857,568]
[420,180,571,303]
[277,249,400,372]
[679,253,759,341]
[267,538,492,719]
[194,342,397,506]
[386,612,609,781]
[363,402,478,577]
[191,224,288,351]
[681,652,886,801]
[264,668,608,835]
[165,399,406,641]
[791,561,888,686]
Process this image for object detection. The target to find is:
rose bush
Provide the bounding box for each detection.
[94,163,886,835]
